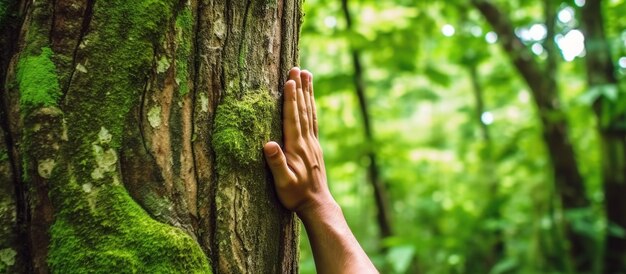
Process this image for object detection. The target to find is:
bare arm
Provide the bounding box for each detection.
[264,67,378,274]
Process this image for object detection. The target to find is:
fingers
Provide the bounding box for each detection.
[289,67,310,136]
[283,79,300,141]
[301,70,315,137]
[263,142,295,188]
[307,72,319,138]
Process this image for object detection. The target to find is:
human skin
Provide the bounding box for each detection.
[263,67,378,274]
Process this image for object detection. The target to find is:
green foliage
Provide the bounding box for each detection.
[16,47,61,111]
[300,0,622,272]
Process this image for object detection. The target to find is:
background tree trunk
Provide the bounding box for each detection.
[340,0,394,242]
[471,0,592,272]
[0,0,302,272]
[580,0,626,272]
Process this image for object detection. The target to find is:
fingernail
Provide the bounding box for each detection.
[265,144,279,157]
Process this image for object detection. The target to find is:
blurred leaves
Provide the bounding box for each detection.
[299,0,623,272]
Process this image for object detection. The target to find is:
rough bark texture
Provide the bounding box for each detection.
[471,0,592,272]
[580,0,626,272]
[0,0,302,273]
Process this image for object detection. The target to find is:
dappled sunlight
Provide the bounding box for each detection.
[301,0,625,273]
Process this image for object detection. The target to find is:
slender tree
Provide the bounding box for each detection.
[0,0,302,272]
[580,0,626,272]
[466,64,506,271]
[341,0,394,241]
[471,0,592,271]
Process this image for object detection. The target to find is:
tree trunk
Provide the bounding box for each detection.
[471,0,592,272]
[466,64,505,272]
[0,0,302,273]
[580,0,626,272]
[340,0,394,242]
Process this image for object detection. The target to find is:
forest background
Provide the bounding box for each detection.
[297,0,626,273]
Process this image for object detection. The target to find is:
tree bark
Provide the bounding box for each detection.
[471,0,592,272]
[0,0,302,273]
[580,0,626,272]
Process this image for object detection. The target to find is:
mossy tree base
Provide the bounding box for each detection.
[0,0,302,272]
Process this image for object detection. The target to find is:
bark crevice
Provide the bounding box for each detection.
[60,0,95,102]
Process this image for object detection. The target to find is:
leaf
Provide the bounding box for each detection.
[386,245,415,273]
[424,65,451,87]
[578,87,602,106]
[579,84,619,106]
[565,207,599,238]
[311,73,353,97]
[400,87,440,102]
[489,258,518,274]
[608,222,626,238]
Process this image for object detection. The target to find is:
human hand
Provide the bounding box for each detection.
[264,67,334,217]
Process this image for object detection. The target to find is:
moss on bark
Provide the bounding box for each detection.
[175,4,193,97]
[48,184,210,273]
[37,1,211,272]
[212,90,275,169]
[7,0,302,272]
[16,47,61,111]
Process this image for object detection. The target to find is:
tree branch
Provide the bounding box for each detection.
[470,0,551,108]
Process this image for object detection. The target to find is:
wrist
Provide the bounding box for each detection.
[296,194,341,224]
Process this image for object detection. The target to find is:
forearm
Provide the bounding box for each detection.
[265,68,376,272]
[298,200,378,274]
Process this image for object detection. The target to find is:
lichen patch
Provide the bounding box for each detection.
[37,159,56,179]
[148,106,162,128]
[98,127,112,144]
[82,183,93,193]
[91,144,117,180]
[157,56,170,73]
[76,63,88,73]
[200,93,209,113]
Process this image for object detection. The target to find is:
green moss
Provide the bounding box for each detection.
[44,1,212,272]
[48,184,211,273]
[63,0,177,150]
[212,90,275,170]
[16,47,61,111]
[0,149,7,162]
[175,6,193,96]
[0,248,16,272]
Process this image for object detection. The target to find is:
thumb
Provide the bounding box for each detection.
[263,141,292,187]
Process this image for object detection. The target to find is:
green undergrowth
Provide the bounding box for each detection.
[16,47,61,111]
[212,90,276,173]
